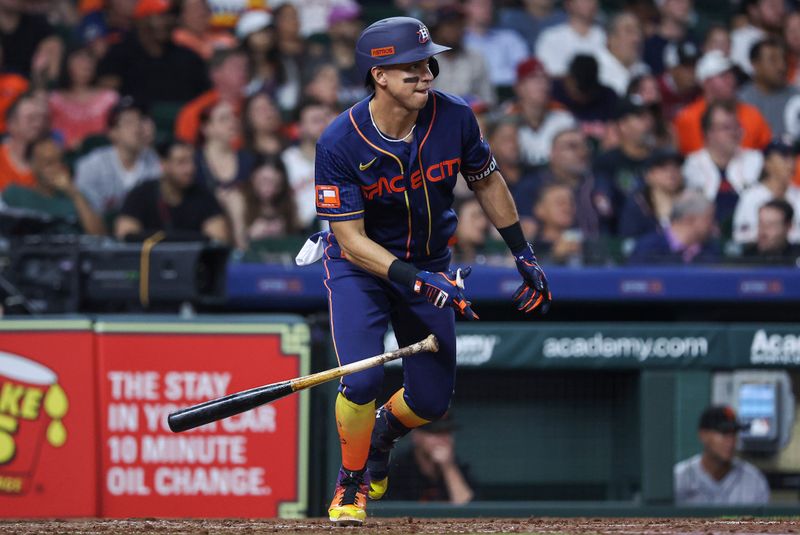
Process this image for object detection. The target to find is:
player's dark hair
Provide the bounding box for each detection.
[749,37,784,64]
[701,101,736,135]
[762,199,794,226]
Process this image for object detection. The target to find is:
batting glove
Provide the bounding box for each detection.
[512,243,552,314]
[414,267,479,320]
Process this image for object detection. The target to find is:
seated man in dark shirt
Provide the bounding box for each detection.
[741,200,800,264]
[115,139,230,243]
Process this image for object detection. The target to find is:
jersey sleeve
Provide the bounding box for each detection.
[314,143,364,221]
[459,106,498,186]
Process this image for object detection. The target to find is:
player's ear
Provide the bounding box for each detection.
[372,66,388,89]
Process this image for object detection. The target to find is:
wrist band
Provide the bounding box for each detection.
[388,259,419,289]
[498,222,527,254]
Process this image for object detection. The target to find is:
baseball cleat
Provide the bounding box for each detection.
[368,475,388,500]
[328,467,369,526]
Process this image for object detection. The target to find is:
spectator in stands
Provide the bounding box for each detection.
[594,96,657,220]
[303,63,341,111]
[243,156,299,242]
[325,2,366,107]
[619,149,684,239]
[674,405,770,505]
[508,58,575,167]
[628,189,719,264]
[741,200,800,262]
[0,43,29,134]
[2,137,105,235]
[77,0,136,58]
[236,10,282,99]
[643,0,694,76]
[75,96,161,217]
[658,39,701,120]
[551,55,619,143]
[272,3,305,112]
[497,0,567,54]
[97,0,210,109]
[516,127,614,240]
[452,197,489,264]
[431,5,495,107]
[463,0,528,92]
[532,182,584,265]
[242,91,284,159]
[281,100,334,231]
[674,51,771,155]
[730,0,785,76]
[386,413,474,504]
[535,0,606,77]
[739,39,800,139]
[115,139,230,244]
[596,12,650,97]
[702,24,731,58]
[172,0,236,61]
[784,12,800,87]
[175,48,248,146]
[0,0,62,83]
[49,46,119,150]
[682,102,763,233]
[488,118,536,213]
[733,140,800,244]
[0,93,48,191]
[626,74,673,148]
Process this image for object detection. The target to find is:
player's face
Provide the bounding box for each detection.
[700,429,737,464]
[378,59,434,111]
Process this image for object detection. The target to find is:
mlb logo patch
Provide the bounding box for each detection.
[316,185,341,209]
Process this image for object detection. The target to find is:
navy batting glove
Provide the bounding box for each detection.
[512,243,552,315]
[414,267,479,320]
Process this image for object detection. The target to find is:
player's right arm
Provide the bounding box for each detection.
[329,218,398,278]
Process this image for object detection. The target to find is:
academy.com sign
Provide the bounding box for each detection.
[543,332,709,362]
[750,330,800,365]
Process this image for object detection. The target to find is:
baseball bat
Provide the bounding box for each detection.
[167,334,439,433]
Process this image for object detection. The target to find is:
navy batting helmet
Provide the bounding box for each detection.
[355,17,451,86]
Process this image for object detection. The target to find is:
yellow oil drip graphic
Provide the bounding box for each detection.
[43,384,68,448]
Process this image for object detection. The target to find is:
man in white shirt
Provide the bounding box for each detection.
[535,0,606,77]
[596,11,650,96]
[730,0,785,75]
[463,0,529,88]
[674,405,770,505]
[75,97,161,217]
[682,101,763,231]
[281,100,335,230]
[733,139,800,244]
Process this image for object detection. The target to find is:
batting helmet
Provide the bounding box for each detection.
[355,17,451,85]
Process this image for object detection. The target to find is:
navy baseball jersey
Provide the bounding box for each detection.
[315,90,497,262]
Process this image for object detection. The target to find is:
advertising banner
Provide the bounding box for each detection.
[95,318,309,518]
[0,320,98,517]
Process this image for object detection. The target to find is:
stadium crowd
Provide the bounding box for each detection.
[1,0,800,267]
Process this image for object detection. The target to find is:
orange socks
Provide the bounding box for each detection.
[335,393,376,471]
[385,388,430,428]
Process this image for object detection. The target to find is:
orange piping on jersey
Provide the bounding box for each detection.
[318,209,365,218]
[416,93,437,256]
[349,106,413,260]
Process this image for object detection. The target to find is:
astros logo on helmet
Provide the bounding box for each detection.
[417,23,430,44]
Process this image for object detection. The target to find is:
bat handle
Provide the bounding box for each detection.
[422,334,439,353]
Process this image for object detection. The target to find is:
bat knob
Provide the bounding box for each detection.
[424,334,439,353]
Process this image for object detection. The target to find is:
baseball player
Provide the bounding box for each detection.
[311,16,551,525]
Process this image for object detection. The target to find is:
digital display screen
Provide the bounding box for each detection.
[738,382,778,439]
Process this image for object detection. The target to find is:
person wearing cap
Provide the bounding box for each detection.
[174,47,248,146]
[682,101,763,234]
[508,57,575,167]
[741,199,800,262]
[642,0,696,76]
[384,413,475,504]
[618,148,684,239]
[739,38,800,139]
[97,0,210,109]
[657,39,701,120]
[172,0,236,60]
[74,96,161,217]
[462,0,528,90]
[235,10,281,97]
[534,0,606,78]
[673,50,771,155]
[628,188,719,264]
[594,96,657,222]
[596,12,650,97]
[730,0,785,76]
[674,405,770,505]
[311,16,550,525]
[733,139,800,244]
[430,5,496,107]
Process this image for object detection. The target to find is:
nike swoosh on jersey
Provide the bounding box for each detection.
[359,157,378,171]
